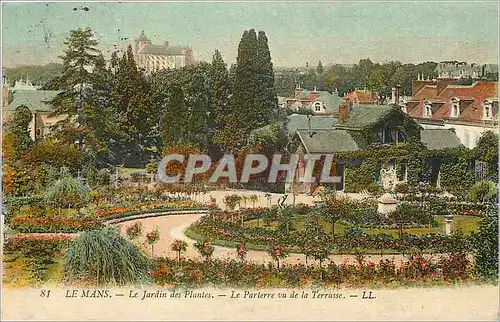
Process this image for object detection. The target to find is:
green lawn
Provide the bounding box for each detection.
[244,215,481,238]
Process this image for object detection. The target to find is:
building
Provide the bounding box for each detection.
[404,79,498,149]
[4,89,63,141]
[284,86,342,115]
[134,30,193,73]
[276,102,463,193]
[435,61,498,79]
[343,89,378,105]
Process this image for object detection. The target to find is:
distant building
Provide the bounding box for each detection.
[11,76,41,91]
[435,61,498,79]
[404,79,498,149]
[4,89,63,141]
[134,30,193,73]
[284,86,342,115]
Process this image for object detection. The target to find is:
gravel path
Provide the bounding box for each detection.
[117,213,421,266]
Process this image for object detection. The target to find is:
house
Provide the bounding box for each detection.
[404,80,498,149]
[434,61,498,79]
[284,86,342,115]
[280,97,467,193]
[343,89,378,105]
[4,89,63,140]
[134,30,193,73]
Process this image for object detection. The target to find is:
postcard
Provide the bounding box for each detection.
[1,1,499,321]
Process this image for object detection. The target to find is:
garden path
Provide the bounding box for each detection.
[118,213,424,266]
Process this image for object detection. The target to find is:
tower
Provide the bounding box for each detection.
[135,30,151,55]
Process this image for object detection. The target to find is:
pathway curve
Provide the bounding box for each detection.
[117,213,420,266]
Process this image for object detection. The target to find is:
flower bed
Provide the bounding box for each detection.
[188,214,473,254]
[96,200,206,218]
[10,215,103,233]
[150,253,474,289]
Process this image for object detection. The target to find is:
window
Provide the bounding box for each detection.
[314,102,322,112]
[451,100,460,118]
[483,101,493,120]
[423,103,432,118]
[452,104,459,117]
[397,163,407,181]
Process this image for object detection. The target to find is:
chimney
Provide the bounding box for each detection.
[307,115,316,138]
[295,84,302,99]
[310,87,319,102]
[436,78,458,95]
[339,101,351,123]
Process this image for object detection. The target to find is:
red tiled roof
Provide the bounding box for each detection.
[408,81,498,123]
[344,90,377,104]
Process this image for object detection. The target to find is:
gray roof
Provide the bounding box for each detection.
[420,129,464,150]
[140,44,187,56]
[297,90,342,114]
[296,129,359,153]
[285,114,338,134]
[336,104,393,129]
[6,90,60,112]
[141,44,168,55]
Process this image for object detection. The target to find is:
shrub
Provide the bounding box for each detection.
[65,227,152,285]
[474,204,498,278]
[394,182,410,194]
[126,222,143,240]
[468,181,496,204]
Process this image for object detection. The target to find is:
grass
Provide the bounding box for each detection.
[2,252,66,288]
[244,215,481,238]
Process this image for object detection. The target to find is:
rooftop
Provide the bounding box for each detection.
[6,90,61,112]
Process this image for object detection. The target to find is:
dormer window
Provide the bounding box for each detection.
[451,98,460,118]
[314,102,322,112]
[483,100,493,120]
[423,102,432,118]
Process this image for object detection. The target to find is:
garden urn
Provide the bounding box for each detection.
[377,193,397,216]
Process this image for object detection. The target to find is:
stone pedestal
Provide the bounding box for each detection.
[377,193,397,216]
[444,214,454,236]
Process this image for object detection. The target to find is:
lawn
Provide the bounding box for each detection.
[244,215,481,238]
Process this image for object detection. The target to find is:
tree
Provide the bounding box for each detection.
[209,50,230,156]
[474,202,498,278]
[109,46,158,166]
[47,28,103,153]
[194,238,215,261]
[171,239,188,263]
[267,244,288,271]
[469,181,496,204]
[229,29,276,147]
[300,213,330,268]
[317,60,324,75]
[160,84,188,146]
[4,106,33,156]
[146,228,160,257]
[256,30,278,123]
[323,194,351,238]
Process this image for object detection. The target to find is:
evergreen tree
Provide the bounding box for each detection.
[256,30,278,124]
[161,84,188,146]
[317,60,324,74]
[210,49,230,156]
[4,106,33,156]
[108,46,158,166]
[227,29,277,150]
[48,28,101,152]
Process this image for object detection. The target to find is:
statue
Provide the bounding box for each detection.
[380,168,397,192]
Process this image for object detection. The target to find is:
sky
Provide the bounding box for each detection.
[1,1,499,68]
